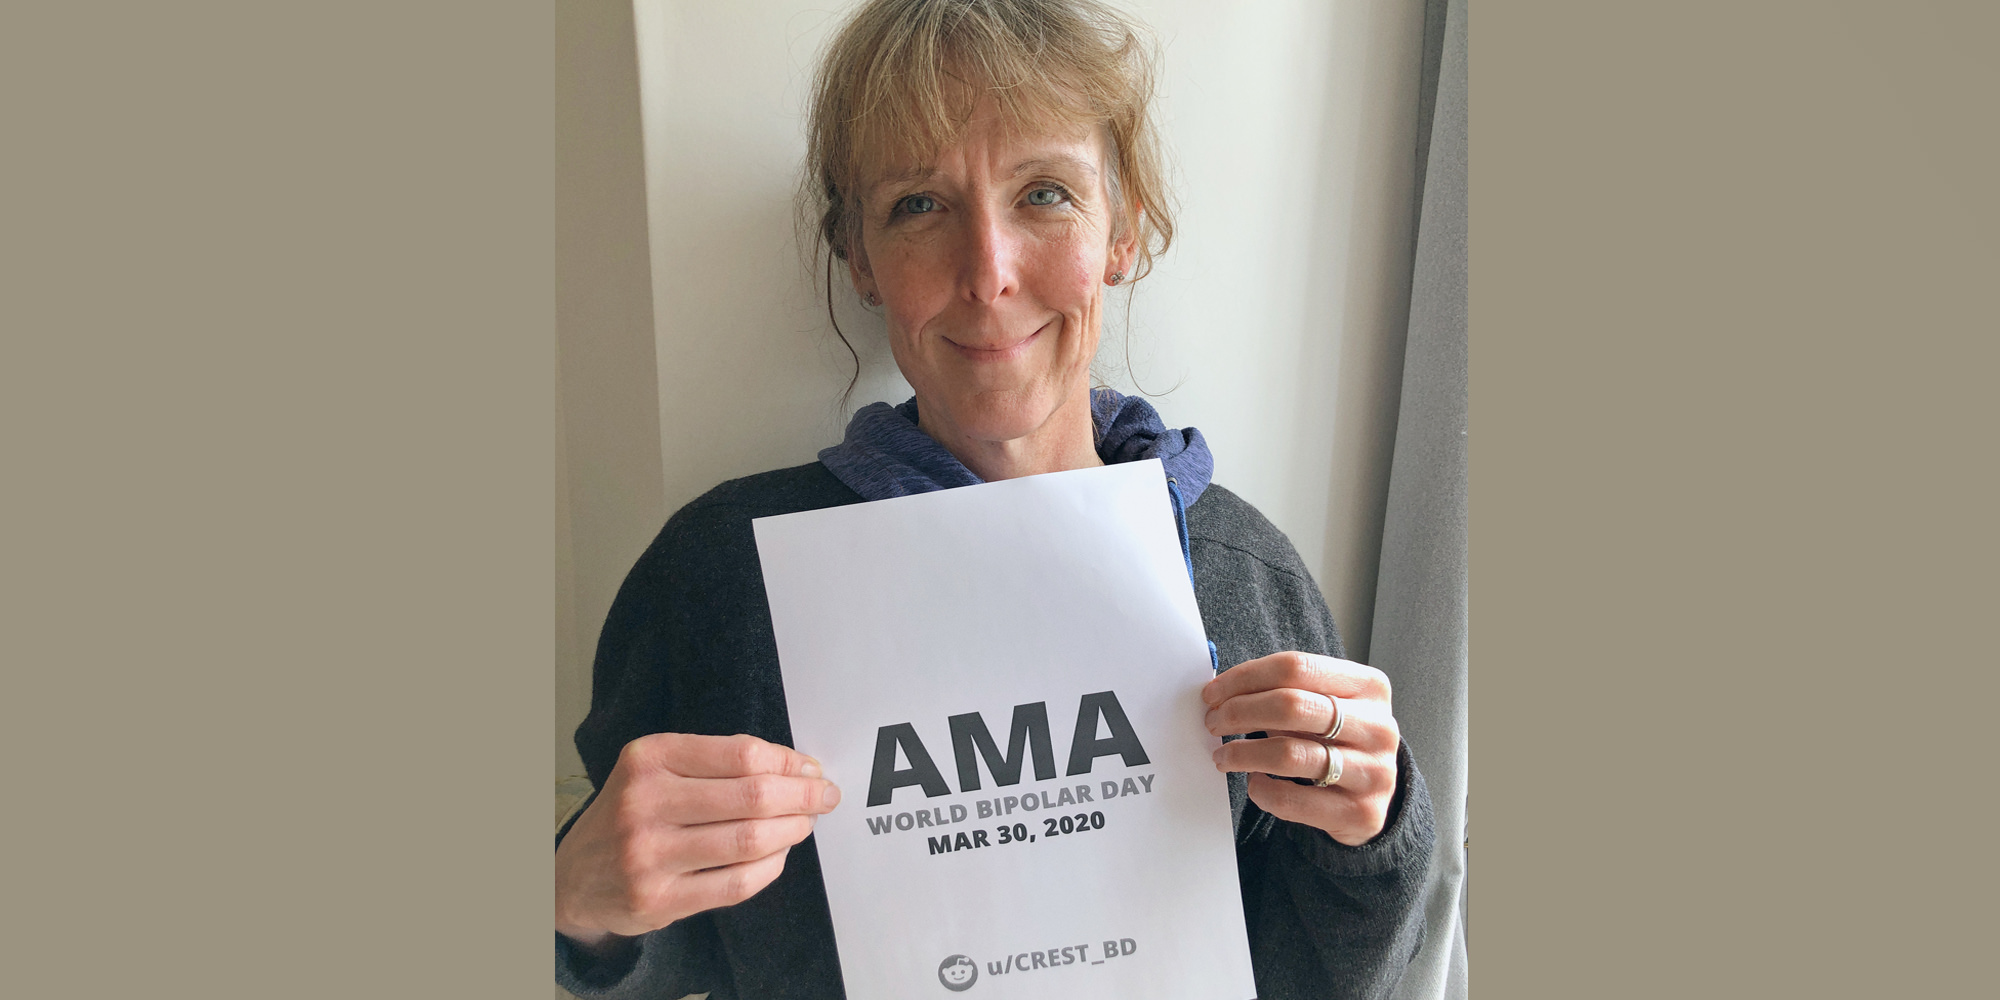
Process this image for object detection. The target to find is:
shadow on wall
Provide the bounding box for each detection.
[1312,0,1425,665]
[645,123,912,509]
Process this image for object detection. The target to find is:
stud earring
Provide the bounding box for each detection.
[863,292,880,306]
[1108,271,1126,285]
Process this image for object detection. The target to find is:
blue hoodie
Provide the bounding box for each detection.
[817,387,1213,504]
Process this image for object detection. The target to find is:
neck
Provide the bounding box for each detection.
[916,385,1103,482]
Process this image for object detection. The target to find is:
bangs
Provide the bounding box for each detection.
[842,12,1113,181]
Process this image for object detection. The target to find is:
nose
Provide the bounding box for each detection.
[960,203,1019,305]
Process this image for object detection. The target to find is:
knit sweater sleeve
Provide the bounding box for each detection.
[1188,489,1434,1000]
[557,467,856,1000]
[555,509,737,1000]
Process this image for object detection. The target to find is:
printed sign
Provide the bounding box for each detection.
[754,460,1255,999]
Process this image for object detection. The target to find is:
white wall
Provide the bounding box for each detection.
[559,0,1426,770]
[631,0,916,514]
[1107,0,1426,661]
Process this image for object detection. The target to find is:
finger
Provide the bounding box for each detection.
[1201,652,1391,707]
[664,772,842,825]
[1205,691,1399,753]
[1243,771,1344,827]
[626,732,822,780]
[669,814,817,871]
[1204,688,1330,738]
[1213,738,1392,796]
[1211,735,1333,782]
[670,845,793,916]
[1244,773,1385,846]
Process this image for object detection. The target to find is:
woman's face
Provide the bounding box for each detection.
[851,100,1136,450]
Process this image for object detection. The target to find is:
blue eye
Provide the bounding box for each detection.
[1027,187,1063,206]
[898,194,937,215]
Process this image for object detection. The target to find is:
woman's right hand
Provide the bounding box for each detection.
[555,732,841,956]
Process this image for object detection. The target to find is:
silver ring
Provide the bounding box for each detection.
[1319,695,1345,741]
[1313,742,1344,787]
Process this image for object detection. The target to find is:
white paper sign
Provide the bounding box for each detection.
[753,460,1255,1000]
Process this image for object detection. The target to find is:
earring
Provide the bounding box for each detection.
[1108,271,1126,285]
[863,292,880,306]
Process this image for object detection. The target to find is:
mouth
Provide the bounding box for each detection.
[942,321,1050,363]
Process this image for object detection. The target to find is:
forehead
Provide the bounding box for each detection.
[861,113,1106,191]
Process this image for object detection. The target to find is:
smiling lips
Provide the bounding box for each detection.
[942,321,1052,362]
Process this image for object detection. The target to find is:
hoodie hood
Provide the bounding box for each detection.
[818,388,1214,504]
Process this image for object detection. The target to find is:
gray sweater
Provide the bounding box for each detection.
[559,462,1433,999]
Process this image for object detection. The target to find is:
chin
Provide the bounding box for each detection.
[941,388,1064,443]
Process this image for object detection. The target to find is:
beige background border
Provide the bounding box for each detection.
[1476,2,1995,996]
[7,1,553,994]
[6,1,1992,996]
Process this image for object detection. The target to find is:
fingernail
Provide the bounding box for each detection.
[1200,684,1219,706]
[800,757,822,778]
[821,783,841,809]
[1203,709,1218,732]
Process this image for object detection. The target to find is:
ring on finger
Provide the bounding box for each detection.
[1313,741,1344,787]
[1319,695,1346,741]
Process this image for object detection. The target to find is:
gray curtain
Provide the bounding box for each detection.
[1373,0,1467,998]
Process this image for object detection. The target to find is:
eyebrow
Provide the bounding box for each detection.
[1008,155,1099,180]
[870,154,1099,194]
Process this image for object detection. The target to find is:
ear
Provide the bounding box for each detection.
[1106,205,1142,284]
[847,247,879,304]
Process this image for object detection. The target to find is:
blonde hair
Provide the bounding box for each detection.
[800,0,1176,387]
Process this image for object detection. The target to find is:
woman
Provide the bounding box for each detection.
[555,1,1432,997]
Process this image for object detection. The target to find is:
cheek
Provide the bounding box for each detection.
[1041,240,1104,309]
[1068,229,1109,282]
[872,259,944,345]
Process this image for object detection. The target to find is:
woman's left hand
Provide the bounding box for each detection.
[1202,652,1401,847]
